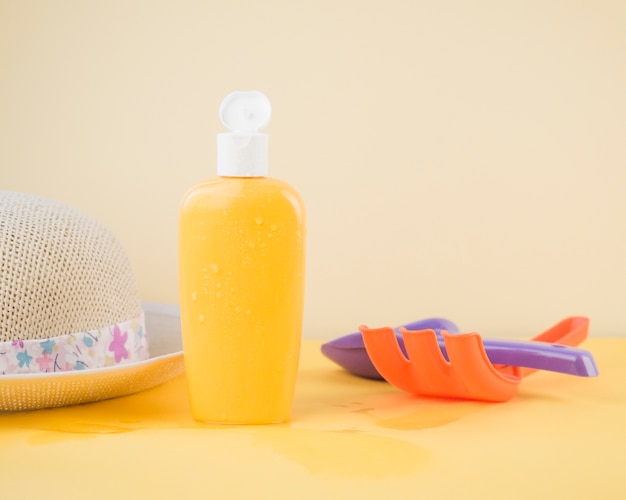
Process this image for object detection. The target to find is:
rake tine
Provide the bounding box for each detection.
[400,328,469,398]
[443,332,520,402]
[360,325,417,393]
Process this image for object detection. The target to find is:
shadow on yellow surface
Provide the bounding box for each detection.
[1,339,625,497]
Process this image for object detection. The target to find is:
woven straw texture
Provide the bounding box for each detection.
[0,191,141,342]
[0,353,183,411]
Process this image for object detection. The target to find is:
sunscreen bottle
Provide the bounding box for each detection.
[179,91,306,424]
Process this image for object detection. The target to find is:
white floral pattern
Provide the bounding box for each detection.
[0,313,148,374]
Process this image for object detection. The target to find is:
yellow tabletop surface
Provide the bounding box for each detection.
[1,338,625,499]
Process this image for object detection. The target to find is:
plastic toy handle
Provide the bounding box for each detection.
[425,317,596,378]
[496,316,592,378]
[472,338,598,377]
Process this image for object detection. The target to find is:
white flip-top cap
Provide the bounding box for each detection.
[217,91,271,176]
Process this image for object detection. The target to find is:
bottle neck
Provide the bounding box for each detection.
[217,133,268,177]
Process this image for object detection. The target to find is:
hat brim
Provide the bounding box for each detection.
[0,303,184,412]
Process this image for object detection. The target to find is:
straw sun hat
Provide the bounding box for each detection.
[0,190,183,411]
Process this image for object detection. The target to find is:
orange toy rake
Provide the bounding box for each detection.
[359,317,597,402]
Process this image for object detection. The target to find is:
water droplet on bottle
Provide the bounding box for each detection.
[271,224,278,231]
[191,291,198,301]
[198,314,205,323]
[255,217,263,225]
[210,263,219,273]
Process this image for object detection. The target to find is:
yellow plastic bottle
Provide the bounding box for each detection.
[178,91,306,424]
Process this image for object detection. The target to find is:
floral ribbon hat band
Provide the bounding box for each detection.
[0,314,149,375]
[0,190,183,411]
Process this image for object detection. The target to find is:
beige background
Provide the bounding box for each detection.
[1,1,624,339]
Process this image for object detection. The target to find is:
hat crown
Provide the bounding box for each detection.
[0,191,141,342]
